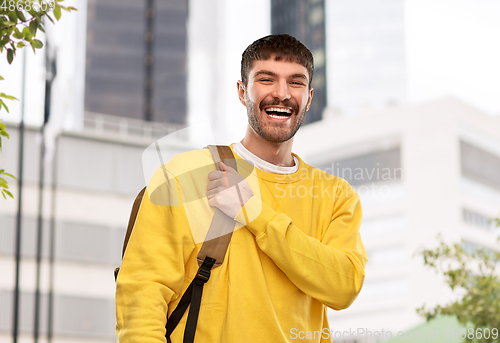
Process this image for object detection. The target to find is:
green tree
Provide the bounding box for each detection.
[417,219,500,343]
[0,0,76,198]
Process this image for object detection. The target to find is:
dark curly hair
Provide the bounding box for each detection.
[241,34,314,89]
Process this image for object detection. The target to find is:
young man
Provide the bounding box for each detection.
[116,34,367,343]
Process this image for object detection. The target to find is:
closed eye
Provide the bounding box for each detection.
[258,78,274,84]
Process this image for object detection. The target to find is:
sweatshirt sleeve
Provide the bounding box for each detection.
[233,180,367,310]
[115,170,195,342]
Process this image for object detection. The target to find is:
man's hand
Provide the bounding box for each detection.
[207,162,254,218]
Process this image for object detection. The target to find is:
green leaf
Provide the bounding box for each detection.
[7,12,17,24]
[53,5,61,21]
[45,14,55,24]
[62,5,77,12]
[0,75,4,80]
[3,173,16,180]
[0,93,18,100]
[2,191,6,200]
[16,10,26,22]
[27,7,37,17]
[31,38,43,49]
[7,49,13,64]
[29,19,38,34]
[3,189,13,198]
[2,101,10,113]
[0,36,11,47]
[13,30,24,39]
[16,41,25,48]
[22,26,31,37]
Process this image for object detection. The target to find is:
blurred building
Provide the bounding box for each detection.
[271,0,327,124]
[186,0,271,143]
[270,0,409,118]
[85,0,189,124]
[294,98,500,341]
[3,0,500,341]
[325,0,407,116]
[0,118,188,343]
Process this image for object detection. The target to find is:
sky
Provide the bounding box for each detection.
[405,0,500,114]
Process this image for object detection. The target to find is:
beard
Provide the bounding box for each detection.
[245,95,306,144]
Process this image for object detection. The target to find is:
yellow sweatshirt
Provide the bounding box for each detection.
[115,145,367,343]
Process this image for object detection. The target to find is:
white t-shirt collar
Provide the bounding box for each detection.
[232,142,299,174]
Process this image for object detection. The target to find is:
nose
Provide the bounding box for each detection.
[272,80,291,101]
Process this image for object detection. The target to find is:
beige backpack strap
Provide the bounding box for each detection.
[197,145,237,268]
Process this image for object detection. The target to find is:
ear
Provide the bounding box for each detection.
[305,87,314,112]
[237,80,246,107]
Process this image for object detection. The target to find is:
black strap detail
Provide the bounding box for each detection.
[165,256,216,343]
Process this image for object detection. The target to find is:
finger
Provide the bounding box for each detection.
[207,181,226,194]
[207,170,223,180]
[207,181,217,191]
[206,188,219,198]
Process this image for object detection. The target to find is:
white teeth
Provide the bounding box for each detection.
[268,114,290,119]
[266,107,292,113]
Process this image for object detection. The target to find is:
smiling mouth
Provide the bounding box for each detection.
[264,106,293,119]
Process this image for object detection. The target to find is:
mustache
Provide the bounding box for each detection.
[259,99,299,114]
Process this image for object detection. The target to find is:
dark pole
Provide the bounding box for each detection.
[33,117,46,343]
[47,134,58,343]
[34,37,56,343]
[12,45,27,343]
[144,0,155,121]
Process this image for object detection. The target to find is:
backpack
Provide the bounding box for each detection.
[115,145,237,343]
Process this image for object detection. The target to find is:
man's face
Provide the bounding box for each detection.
[238,57,314,144]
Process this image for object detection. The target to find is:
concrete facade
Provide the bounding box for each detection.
[294,97,500,341]
[0,122,194,343]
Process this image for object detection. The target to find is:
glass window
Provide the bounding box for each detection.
[461,141,500,192]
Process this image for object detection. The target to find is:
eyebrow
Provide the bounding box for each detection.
[253,70,308,82]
